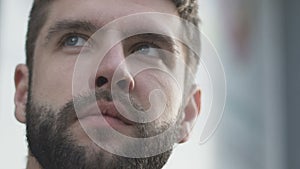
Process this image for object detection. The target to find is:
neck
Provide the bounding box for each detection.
[26,152,42,169]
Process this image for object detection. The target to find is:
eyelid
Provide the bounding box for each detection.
[129,41,160,54]
[58,32,90,48]
[125,35,178,56]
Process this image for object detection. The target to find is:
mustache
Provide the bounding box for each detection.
[57,89,167,138]
[59,89,144,124]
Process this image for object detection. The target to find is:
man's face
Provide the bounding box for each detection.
[14,0,201,169]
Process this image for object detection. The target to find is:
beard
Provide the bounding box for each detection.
[26,89,182,169]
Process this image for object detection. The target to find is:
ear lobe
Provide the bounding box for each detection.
[14,64,29,123]
[179,85,201,143]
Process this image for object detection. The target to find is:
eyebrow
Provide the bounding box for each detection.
[45,20,99,44]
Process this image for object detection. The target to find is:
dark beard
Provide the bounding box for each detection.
[26,89,181,169]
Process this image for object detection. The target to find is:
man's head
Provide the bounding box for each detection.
[14,0,201,169]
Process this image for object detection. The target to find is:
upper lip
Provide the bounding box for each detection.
[77,100,134,126]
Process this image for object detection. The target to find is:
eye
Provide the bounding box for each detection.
[63,35,87,47]
[131,43,160,57]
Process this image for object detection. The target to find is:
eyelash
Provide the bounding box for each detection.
[58,33,89,48]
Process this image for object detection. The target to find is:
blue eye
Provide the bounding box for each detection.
[64,36,87,47]
[132,44,160,57]
[135,44,150,54]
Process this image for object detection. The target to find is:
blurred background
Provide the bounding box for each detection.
[0,0,299,168]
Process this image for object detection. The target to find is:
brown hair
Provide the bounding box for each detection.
[25,0,200,76]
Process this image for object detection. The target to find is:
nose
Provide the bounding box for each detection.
[91,43,135,92]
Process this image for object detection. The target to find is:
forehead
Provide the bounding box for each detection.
[46,0,177,26]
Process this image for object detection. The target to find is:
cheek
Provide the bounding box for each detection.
[31,54,77,108]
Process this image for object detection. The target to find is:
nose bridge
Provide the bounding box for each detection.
[101,43,125,76]
[96,42,124,84]
[91,42,134,91]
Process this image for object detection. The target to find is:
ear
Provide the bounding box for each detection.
[178,84,201,143]
[14,64,29,123]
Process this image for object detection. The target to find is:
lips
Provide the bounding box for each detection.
[77,100,134,126]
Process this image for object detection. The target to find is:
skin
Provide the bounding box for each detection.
[14,0,201,168]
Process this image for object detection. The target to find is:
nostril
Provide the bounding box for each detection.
[96,76,108,87]
[116,79,127,90]
[116,78,135,91]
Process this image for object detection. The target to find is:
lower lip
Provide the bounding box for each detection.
[79,115,128,129]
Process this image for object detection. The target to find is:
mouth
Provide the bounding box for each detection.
[77,100,135,127]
